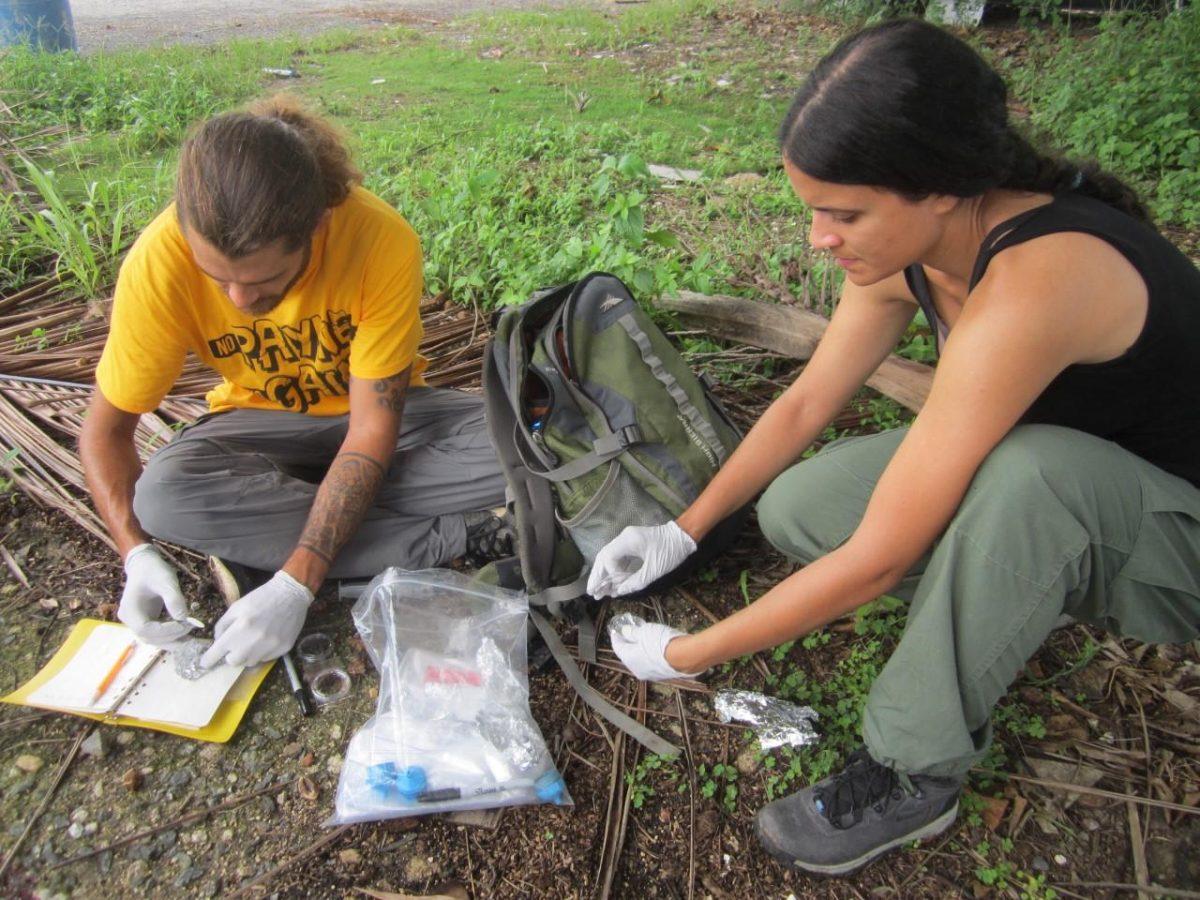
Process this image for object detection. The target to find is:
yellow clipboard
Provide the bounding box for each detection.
[1,618,274,743]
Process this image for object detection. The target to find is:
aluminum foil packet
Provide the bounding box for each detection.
[713,689,820,750]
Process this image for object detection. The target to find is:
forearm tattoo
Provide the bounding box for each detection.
[372,369,410,415]
[297,451,386,564]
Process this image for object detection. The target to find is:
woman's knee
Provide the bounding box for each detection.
[758,461,860,564]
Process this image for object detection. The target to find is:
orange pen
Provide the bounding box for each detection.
[92,641,137,704]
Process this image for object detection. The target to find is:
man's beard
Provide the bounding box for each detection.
[239,243,312,317]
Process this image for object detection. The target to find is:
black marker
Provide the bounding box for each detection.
[282,651,313,716]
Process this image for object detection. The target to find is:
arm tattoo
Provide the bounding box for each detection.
[372,370,409,415]
[297,451,386,564]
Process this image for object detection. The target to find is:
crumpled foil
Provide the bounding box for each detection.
[713,689,820,750]
[171,638,214,681]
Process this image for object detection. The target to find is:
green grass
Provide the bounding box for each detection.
[1,2,1195,312]
[1,3,814,305]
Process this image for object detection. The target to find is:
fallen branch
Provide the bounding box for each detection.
[226,824,354,899]
[658,291,934,412]
[0,544,30,588]
[0,723,91,882]
[51,776,298,869]
[987,770,1200,816]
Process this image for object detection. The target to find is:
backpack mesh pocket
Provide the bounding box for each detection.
[560,460,672,564]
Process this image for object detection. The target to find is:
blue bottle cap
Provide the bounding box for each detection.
[534,771,565,804]
[393,765,428,800]
[366,761,399,793]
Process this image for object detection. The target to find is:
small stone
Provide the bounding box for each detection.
[330,725,343,740]
[338,848,361,865]
[723,172,764,189]
[168,770,192,789]
[98,850,113,875]
[299,752,315,767]
[80,731,109,759]
[174,865,205,887]
[220,829,234,842]
[116,732,135,746]
[70,807,88,824]
[404,855,435,882]
[14,754,43,773]
[91,782,104,799]
[84,822,98,836]
[1054,854,1069,866]
[326,755,343,775]
[1032,857,1049,872]
[122,768,144,792]
[8,775,36,796]
[127,841,154,861]
[256,795,275,816]
[262,726,282,741]
[297,776,319,802]
[173,851,192,869]
[281,742,301,758]
[199,745,221,761]
[735,747,761,776]
[156,830,178,852]
[67,823,84,839]
[1082,817,1101,832]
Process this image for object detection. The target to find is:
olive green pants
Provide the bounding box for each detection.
[757,425,1200,778]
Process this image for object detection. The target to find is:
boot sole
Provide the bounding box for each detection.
[756,801,959,877]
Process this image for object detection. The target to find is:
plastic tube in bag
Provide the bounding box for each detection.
[329,568,571,824]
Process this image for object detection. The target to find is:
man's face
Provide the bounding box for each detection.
[184,229,310,317]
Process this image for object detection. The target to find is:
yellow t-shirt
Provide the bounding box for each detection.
[95,186,428,416]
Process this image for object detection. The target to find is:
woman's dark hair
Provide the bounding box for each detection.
[779,19,1149,221]
[176,94,363,257]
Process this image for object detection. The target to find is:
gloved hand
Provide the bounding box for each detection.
[117,543,194,645]
[607,612,702,682]
[200,571,313,669]
[586,520,697,599]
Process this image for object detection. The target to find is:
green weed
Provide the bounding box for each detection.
[974,837,1058,899]
[759,597,907,799]
[624,753,680,809]
[1009,6,1200,226]
[697,762,739,814]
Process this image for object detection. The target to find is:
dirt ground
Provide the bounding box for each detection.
[68,0,605,53]
[3,432,1199,899]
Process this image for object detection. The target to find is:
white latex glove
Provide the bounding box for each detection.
[607,612,703,682]
[200,571,313,669]
[586,520,697,599]
[118,543,193,646]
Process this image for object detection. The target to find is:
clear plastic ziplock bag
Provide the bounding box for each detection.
[329,568,571,825]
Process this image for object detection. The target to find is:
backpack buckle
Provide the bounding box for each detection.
[616,423,642,448]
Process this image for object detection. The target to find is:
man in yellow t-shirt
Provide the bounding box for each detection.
[80,98,509,669]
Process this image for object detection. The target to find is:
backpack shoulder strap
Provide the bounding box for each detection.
[529,608,680,759]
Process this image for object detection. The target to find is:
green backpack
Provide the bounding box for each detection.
[482,272,744,755]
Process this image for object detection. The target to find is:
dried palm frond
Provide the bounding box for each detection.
[0,290,489,544]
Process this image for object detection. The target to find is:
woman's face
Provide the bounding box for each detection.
[784,158,955,286]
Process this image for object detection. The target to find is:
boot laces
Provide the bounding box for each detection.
[815,750,910,830]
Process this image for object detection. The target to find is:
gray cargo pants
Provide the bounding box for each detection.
[757,424,1200,778]
[133,387,507,578]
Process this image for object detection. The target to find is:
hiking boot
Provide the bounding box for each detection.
[755,749,960,876]
[207,556,272,606]
[463,509,516,567]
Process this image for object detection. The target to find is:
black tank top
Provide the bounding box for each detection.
[903,193,1200,489]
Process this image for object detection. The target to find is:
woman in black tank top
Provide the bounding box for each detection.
[587,18,1200,877]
